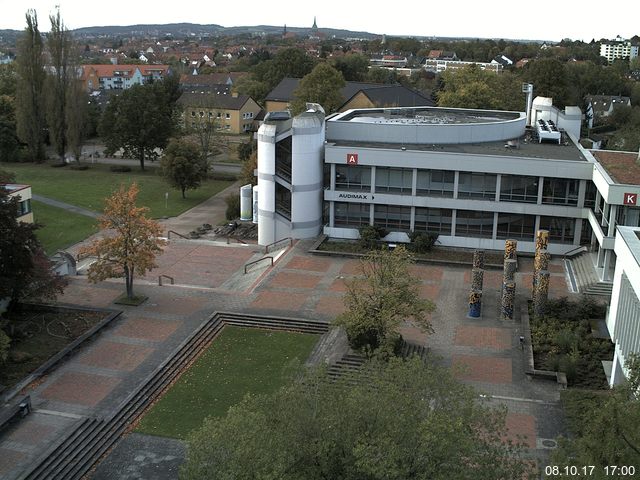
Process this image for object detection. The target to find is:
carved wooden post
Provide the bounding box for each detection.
[501,282,516,321]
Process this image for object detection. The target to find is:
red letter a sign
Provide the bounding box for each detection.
[347,153,358,165]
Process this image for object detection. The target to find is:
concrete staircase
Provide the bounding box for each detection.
[568,253,613,296]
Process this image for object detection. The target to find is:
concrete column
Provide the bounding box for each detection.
[451,210,457,237]
[577,179,586,208]
[503,259,517,283]
[573,218,582,246]
[411,168,418,196]
[473,249,485,269]
[603,250,613,281]
[471,268,484,291]
[453,171,460,199]
[504,239,517,261]
[370,166,376,194]
[608,205,618,237]
[468,290,482,318]
[597,245,605,268]
[329,201,335,227]
[533,270,550,317]
[501,282,516,321]
[330,163,336,190]
[537,176,544,204]
[495,174,502,202]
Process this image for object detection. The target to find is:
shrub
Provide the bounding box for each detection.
[109,165,132,173]
[50,162,68,168]
[358,225,388,250]
[225,193,240,220]
[408,231,438,254]
[69,164,89,171]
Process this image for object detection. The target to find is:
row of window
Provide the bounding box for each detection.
[191,110,231,119]
[333,203,577,244]
[334,165,581,206]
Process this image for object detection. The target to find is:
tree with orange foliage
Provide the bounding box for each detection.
[80,183,165,300]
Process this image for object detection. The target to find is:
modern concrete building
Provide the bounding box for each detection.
[255,100,640,285]
[256,106,326,246]
[606,226,640,386]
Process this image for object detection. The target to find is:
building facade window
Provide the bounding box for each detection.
[375,167,413,194]
[455,209,494,238]
[334,202,370,227]
[496,213,536,240]
[275,183,291,220]
[335,165,371,191]
[414,207,452,235]
[457,172,497,199]
[416,169,455,197]
[374,205,411,231]
[17,199,31,217]
[275,136,292,182]
[499,175,539,203]
[584,181,597,209]
[539,216,575,244]
[542,178,579,206]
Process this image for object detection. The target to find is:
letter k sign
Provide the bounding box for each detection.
[346,153,358,165]
[623,192,637,205]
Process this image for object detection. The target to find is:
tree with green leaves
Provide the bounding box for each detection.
[15,10,46,162]
[437,65,522,111]
[334,246,435,355]
[100,81,176,170]
[551,353,640,478]
[181,357,532,480]
[0,95,19,162]
[0,185,66,314]
[161,138,209,199]
[291,63,346,115]
[521,58,569,107]
[45,7,74,163]
[331,53,370,81]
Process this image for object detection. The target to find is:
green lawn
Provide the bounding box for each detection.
[32,200,98,254]
[135,326,319,439]
[1,162,234,218]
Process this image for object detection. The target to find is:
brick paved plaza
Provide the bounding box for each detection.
[0,236,572,479]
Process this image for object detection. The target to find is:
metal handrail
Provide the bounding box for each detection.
[158,275,175,286]
[244,256,273,274]
[264,237,293,254]
[167,230,188,239]
[563,245,587,259]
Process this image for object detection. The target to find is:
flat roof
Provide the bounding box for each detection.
[1,184,30,192]
[334,106,521,125]
[329,136,587,162]
[591,150,640,185]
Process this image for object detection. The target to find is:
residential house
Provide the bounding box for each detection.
[585,95,632,128]
[264,77,434,113]
[177,90,262,134]
[491,54,513,68]
[427,50,458,61]
[80,64,171,91]
[2,184,33,223]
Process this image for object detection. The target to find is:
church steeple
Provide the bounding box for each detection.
[312,16,317,30]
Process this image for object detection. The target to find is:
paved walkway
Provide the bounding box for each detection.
[0,214,576,478]
[32,194,101,219]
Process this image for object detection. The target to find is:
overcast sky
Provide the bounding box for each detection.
[0,0,637,42]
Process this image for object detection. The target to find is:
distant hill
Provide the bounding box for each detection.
[70,22,378,40]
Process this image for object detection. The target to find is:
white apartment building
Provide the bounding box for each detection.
[600,38,639,63]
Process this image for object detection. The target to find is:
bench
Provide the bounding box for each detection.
[0,395,32,433]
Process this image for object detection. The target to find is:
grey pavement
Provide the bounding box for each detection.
[32,194,101,218]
